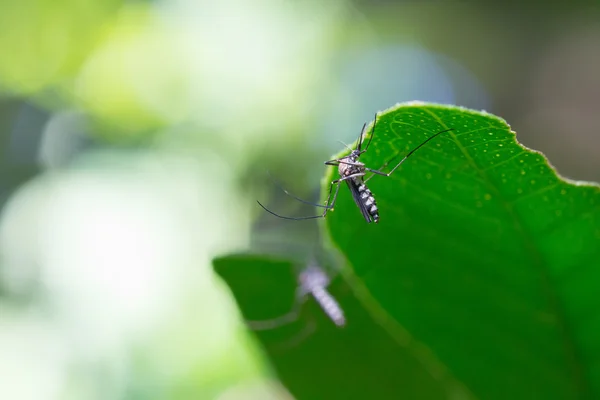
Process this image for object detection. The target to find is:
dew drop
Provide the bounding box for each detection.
[495,153,500,157]
[531,180,536,185]
[517,188,523,194]
[560,189,567,195]
[484,193,492,200]
[520,170,526,175]
[488,132,493,135]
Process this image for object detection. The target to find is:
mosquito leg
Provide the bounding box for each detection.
[257,179,341,220]
[245,305,318,353]
[267,320,317,354]
[326,159,371,168]
[326,172,367,192]
[246,307,302,330]
[269,176,338,209]
[257,169,368,221]
[364,160,395,183]
[363,128,454,183]
[365,167,392,176]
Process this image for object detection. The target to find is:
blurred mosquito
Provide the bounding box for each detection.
[258,114,453,223]
[247,260,345,330]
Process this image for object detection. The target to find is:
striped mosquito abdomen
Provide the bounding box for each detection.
[357,181,379,224]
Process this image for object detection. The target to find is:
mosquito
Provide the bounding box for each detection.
[247,259,345,330]
[258,114,453,223]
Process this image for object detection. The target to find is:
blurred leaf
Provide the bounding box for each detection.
[323,103,600,399]
[214,253,469,400]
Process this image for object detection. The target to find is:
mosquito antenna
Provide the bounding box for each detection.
[336,140,353,152]
[361,112,378,153]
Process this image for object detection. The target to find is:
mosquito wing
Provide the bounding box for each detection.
[345,179,374,223]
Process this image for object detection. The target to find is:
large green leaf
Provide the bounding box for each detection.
[324,103,600,399]
[214,103,600,399]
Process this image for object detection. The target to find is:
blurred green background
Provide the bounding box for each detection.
[0,1,599,399]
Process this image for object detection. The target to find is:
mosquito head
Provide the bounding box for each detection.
[345,148,362,162]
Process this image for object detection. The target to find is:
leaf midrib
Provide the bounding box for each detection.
[422,107,589,397]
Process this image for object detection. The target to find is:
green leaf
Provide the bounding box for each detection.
[214,103,600,399]
[323,102,600,399]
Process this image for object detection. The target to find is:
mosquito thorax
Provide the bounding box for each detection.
[338,153,365,178]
